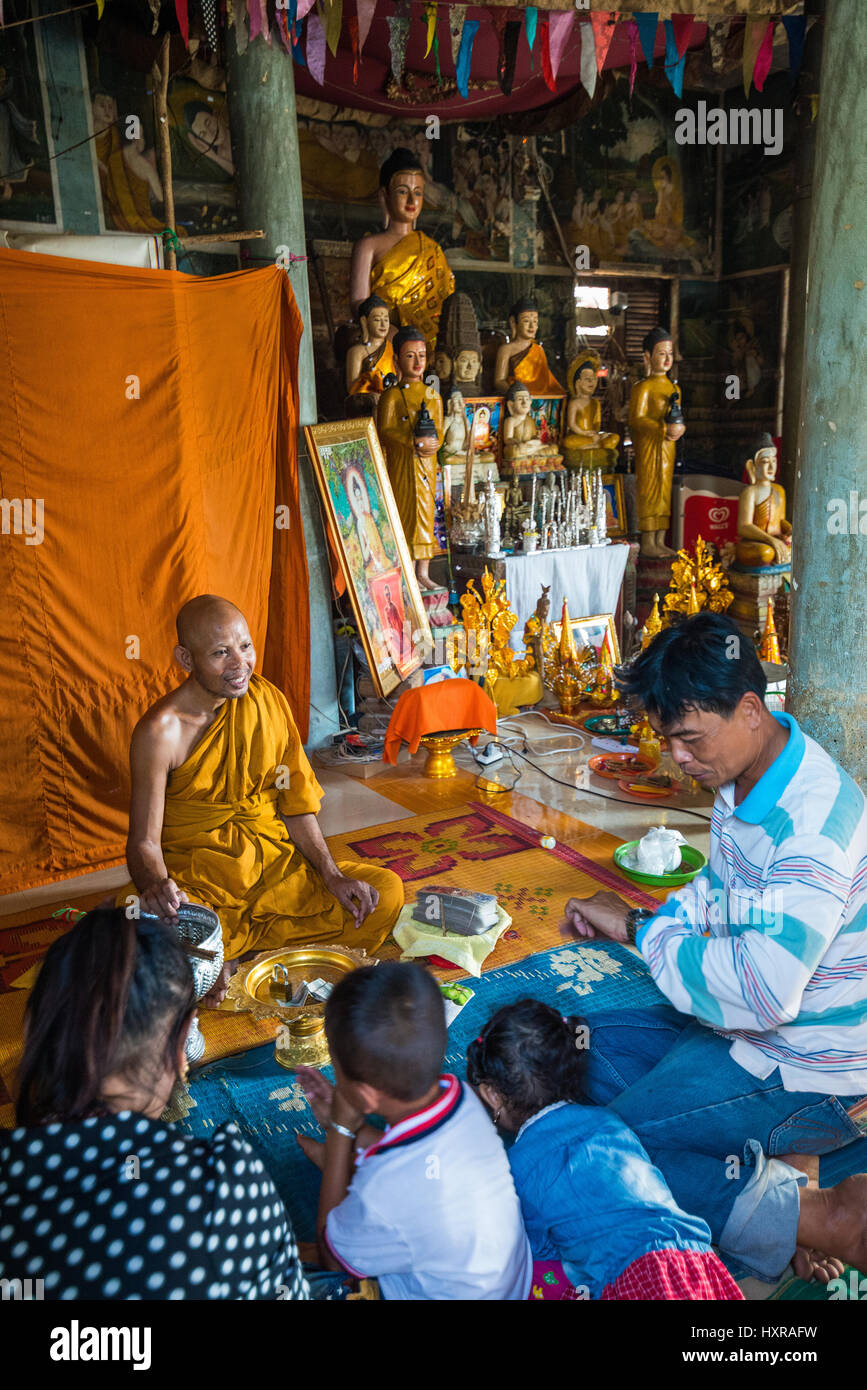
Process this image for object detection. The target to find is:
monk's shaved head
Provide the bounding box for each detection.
[176,595,246,653]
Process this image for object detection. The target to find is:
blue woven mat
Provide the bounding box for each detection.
[179,940,867,1247]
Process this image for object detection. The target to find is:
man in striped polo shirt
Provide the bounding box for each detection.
[562,613,867,1285]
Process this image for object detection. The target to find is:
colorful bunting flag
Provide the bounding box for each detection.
[590,11,619,73]
[236,2,249,52]
[357,0,376,55]
[261,0,272,46]
[296,0,316,17]
[95,0,104,17]
[306,7,327,82]
[175,0,189,48]
[548,11,574,85]
[782,14,807,79]
[524,6,537,68]
[628,16,638,97]
[540,15,555,92]
[753,18,775,93]
[248,0,262,44]
[634,11,657,69]
[456,17,480,97]
[291,18,306,63]
[579,20,596,99]
[743,15,772,96]
[317,0,342,57]
[449,5,466,68]
[671,14,692,59]
[663,18,685,97]
[349,13,359,79]
[387,11,411,87]
[500,17,520,96]
[423,1,437,58]
[276,9,293,53]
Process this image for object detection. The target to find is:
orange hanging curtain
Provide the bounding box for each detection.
[0,251,309,894]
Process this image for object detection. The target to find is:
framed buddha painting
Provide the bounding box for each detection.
[553,613,620,665]
[601,474,626,539]
[305,417,432,698]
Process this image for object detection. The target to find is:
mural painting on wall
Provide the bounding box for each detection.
[0,26,60,230]
[86,42,238,238]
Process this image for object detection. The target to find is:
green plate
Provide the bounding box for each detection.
[613,841,707,887]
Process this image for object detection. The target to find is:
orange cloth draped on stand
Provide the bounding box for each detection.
[383,680,498,764]
[0,250,309,894]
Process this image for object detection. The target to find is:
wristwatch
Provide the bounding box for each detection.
[625,907,654,945]
[330,1120,358,1141]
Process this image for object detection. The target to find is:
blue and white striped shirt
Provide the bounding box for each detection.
[636,714,867,1094]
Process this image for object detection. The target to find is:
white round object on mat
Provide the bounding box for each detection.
[540,836,556,850]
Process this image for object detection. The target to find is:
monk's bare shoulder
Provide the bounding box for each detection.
[130,689,189,771]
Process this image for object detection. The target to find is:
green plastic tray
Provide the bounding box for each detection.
[613,841,707,887]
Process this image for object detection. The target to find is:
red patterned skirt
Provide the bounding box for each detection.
[601,1249,744,1301]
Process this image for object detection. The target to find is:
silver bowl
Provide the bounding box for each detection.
[139,903,224,1063]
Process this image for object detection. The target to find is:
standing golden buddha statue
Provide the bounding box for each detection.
[350,147,454,361]
[376,326,444,592]
[628,326,685,558]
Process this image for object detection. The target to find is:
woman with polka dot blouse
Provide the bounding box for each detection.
[0,909,309,1301]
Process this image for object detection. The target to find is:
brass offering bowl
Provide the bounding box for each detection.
[419,728,483,779]
[224,943,370,1023]
[275,1012,331,1071]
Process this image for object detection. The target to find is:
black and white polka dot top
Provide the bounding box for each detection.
[0,1112,309,1300]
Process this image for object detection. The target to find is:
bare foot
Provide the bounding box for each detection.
[296,1133,327,1171]
[792,1247,845,1284]
[798,1174,867,1274]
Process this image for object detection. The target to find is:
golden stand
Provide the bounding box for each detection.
[418,728,483,779]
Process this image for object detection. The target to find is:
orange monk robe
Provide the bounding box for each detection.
[629,375,681,533]
[510,342,565,397]
[116,675,403,959]
[347,338,396,398]
[95,126,166,236]
[377,382,444,561]
[369,231,455,358]
[735,484,792,566]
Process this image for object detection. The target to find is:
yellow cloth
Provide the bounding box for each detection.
[563,397,619,452]
[377,381,444,561]
[115,674,403,959]
[510,342,564,397]
[369,231,454,356]
[490,671,543,718]
[629,375,681,532]
[736,484,791,566]
[392,901,512,978]
[348,338,396,398]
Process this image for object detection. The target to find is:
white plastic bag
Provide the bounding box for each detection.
[635,826,686,876]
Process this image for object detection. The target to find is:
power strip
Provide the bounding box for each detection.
[474,742,505,767]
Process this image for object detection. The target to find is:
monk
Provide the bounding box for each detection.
[493,298,564,397]
[119,597,404,994]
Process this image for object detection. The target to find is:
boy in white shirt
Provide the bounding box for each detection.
[296,962,532,1300]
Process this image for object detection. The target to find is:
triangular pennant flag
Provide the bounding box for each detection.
[387,12,411,87]
[753,18,775,93]
[261,0,272,46]
[671,14,693,60]
[628,16,638,97]
[423,1,437,59]
[782,14,807,79]
[449,5,466,68]
[349,13,359,80]
[590,11,620,73]
[501,17,520,96]
[524,6,537,67]
[291,18,306,63]
[236,0,249,52]
[548,10,574,84]
[296,0,316,20]
[318,0,342,57]
[634,11,657,69]
[579,20,596,99]
[306,8,327,83]
[663,18,685,98]
[540,16,555,92]
[743,16,771,96]
[175,0,189,47]
[456,17,480,97]
[275,9,293,53]
[489,6,508,72]
[248,0,262,44]
[706,17,730,74]
[357,0,376,54]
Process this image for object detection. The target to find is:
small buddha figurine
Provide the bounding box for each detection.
[441,389,469,459]
[522,583,551,674]
[734,434,792,567]
[562,353,620,469]
[628,326,685,558]
[376,325,444,591]
[494,297,565,397]
[502,384,562,468]
[345,293,396,406]
[350,147,455,359]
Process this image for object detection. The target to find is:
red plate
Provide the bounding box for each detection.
[617,776,675,801]
[588,752,655,781]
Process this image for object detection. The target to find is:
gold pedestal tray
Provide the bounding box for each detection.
[418,727,483,779]
[275,1012,331,1071]
[224,943,370,1023]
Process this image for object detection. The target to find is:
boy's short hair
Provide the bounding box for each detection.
[616,611,766,727]
[325,962,446,1102]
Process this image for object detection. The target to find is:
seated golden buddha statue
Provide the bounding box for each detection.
[349,147,454,361]
[494,297,565,397]
[562,353,620,469]
[502,384,562,471]
[345,294,396,407]
[734,435,792,567]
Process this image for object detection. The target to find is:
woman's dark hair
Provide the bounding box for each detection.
[325,962,446,1102]
[16,908,196,1127]
[616,611,766,728]
[466,999,587,1125]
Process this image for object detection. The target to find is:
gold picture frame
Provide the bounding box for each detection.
[305,417,432,698]
[601,474,627,539]
[553,612,620,664]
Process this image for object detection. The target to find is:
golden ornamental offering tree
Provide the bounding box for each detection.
[459,569,537,704]
[662,537,733,624]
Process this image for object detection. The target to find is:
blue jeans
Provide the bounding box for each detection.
[582,1006,867,1282]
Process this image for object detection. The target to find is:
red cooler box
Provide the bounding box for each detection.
[672,474,741,551]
